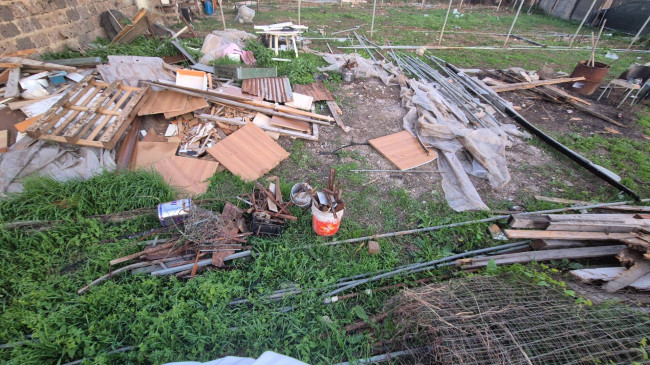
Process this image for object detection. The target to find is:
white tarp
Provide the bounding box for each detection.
[0,138,115,196]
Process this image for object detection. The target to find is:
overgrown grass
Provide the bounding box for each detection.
[553,133,650,198]
[42,37,203,63]
[0,165,515,364]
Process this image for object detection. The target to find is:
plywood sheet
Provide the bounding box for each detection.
[132,141,179,169]
[152,156,219,196]
[270,115,311,133]
[137,90,188,116]
[206,123,289,181]
[285,92,314,111]
[252,112,279,140]
[163,96,209,119]
[368,131,437,170]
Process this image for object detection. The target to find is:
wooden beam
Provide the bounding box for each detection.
[546,222,648,233]
[0,57,76,72]
[531,239,589,250]
[197,114,318,141]
[458,245,626,268]
[326,100,351,132]
[534,195,590,205]
[491,77,585,92]
[504,229,633,240]
[438,0,453,46]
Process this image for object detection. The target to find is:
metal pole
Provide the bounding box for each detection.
[298,0,301,25]
[496,0,503,12]
[370,0,377,39]
[438,0,453,46]
[568,0,598,48]
[628,13,650,50]
[504,0,525,47]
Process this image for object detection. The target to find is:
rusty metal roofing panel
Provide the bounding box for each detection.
[293,82,334,102]
[241,77,293,103]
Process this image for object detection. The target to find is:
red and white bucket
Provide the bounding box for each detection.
[311,202,344,236]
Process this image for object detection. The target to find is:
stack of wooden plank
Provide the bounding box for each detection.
[501,213,650,293]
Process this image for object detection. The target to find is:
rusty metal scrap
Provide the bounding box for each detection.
[242,77,293,103]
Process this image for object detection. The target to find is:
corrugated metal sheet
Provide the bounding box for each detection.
[293,82,335,101]
[242,77,293,103]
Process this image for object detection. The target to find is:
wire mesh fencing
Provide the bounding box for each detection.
[386,275,650,364]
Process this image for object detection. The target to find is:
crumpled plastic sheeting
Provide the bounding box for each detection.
[0,138,115,196]
[317,53,398,86]
[97,56,174,88]
[199,34,243,65]
[399,77,526,211]
[437,151,489,212]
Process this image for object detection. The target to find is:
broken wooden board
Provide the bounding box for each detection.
[285,92,314,111]
[293,82,334,101]
[457,245,626,269]
[4,68,19,98]
[206,123,289,181]
[252,112,280,140]
[490,77,585,93]
[14,115,40,133]
[25,76,149,149]
[570,267,650,290]
[326,100,351,133]
[270,115,311,133]
[163,96,209,119]
[504,229,633,241]
[152,156,219,196]
[603,252,650,293]
[0,57,76,72]
[111,9,159,45]
[132,141,180,169]
[369,130,437,170]
[137,90,189,116]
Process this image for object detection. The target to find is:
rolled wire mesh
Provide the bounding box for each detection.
[387,275,650,364]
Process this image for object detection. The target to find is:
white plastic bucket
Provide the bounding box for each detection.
[311,202,344,236]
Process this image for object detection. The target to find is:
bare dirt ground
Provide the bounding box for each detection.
[275,76,620,211]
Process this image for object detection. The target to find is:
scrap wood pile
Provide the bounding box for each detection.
[77,201,251,294]
[480,67,626,129]
[385,275,650,364]
[78,180,300,294]
[456,211,650,293]
[0,21,354,196]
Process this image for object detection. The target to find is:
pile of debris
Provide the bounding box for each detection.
[455,211,650,292]
[0,19,355,197]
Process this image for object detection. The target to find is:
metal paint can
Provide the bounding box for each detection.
[157,198,191,227]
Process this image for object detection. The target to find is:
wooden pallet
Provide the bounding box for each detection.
[26,75,149,149]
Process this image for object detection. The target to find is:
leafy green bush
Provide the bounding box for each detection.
[245,40,328,84]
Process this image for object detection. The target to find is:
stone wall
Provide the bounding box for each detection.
[0,0,139,55]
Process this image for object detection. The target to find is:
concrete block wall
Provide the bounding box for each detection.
[0,0,138,55]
